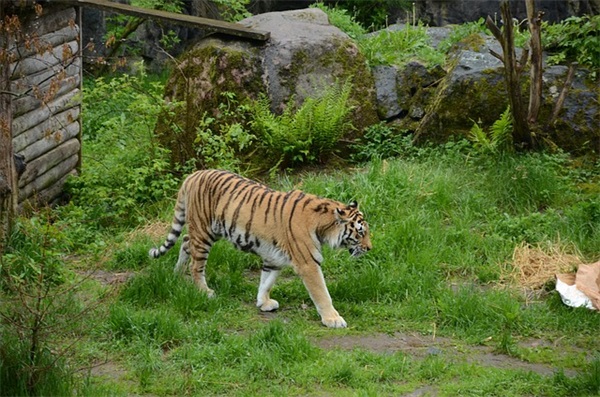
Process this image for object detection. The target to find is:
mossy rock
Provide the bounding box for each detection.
[155,38,264,167]
[155,8,379,167]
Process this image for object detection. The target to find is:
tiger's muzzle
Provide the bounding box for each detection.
[349,243,371,258]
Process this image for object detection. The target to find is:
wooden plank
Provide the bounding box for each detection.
[0,3,16,248]
[73,0,269,41]
[11,61,80,104]
[18,120,80,162]
[10,39,79,78]
[19,154,79,202]
[12,89,79,136]
[13,67,80,117]
[19,138,80,187]
[13,107,80,153]
[18,170,77,208]
[13,25,80,61]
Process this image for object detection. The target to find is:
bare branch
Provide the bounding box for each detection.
[549,63,578,126]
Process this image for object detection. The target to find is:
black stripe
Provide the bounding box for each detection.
[245,190,261,241]
[287,192,306,231]
[264,194,274,223]
[228,185,256,237]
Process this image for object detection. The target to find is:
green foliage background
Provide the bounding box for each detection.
[1,3,599,396]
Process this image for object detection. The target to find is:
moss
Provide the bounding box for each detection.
[459,33,486,51]
[274,38,378,138]
[415,67,508,143]
[325,40,379,134]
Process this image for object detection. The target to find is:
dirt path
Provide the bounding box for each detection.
[316,332,579,378]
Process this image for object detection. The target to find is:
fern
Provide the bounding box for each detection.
[251,80,354,168]
[468,106,513,155]
[468,120,494,154]
[490,106,513,152]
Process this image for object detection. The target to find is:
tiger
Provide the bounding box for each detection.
[149,169,372,328]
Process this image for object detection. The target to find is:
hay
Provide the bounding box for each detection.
[128,221,172,241]
[507,243,583,290]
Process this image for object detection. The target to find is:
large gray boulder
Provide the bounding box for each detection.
[156,8,378,166]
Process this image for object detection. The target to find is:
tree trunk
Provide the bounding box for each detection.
[486,1,534,150]
[526,0,543,125]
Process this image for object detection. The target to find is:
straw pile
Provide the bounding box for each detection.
[508,243,583,290]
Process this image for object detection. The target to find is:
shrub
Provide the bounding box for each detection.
[543,15,600,70]
[0,215,99,396]
[194,92,255,172]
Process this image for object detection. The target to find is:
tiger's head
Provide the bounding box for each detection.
[334,201,372,257]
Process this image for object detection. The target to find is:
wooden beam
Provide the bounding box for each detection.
[73,0,270,41]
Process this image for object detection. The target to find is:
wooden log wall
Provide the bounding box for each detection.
[10,4,81,206]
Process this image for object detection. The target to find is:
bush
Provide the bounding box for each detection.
[543,15,600,70]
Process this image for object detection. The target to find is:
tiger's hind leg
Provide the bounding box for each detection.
[256,262,281,312]
[174,235,190,274]
[189,235,215,298]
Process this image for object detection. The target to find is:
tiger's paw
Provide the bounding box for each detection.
[205,288,216,298]
[258,299,279,312]
[322,315,347,329]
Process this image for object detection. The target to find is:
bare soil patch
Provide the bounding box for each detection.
[316,332,578,377]
[78,269,135,285]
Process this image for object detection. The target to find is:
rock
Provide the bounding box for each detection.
[415,0,599,26]
[156,8,378,166]
[373,60,446,122]
[373,65,402,120]
[411,35,599,152]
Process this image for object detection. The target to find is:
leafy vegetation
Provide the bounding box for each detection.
[310,2,366,39]
[65,70,181,232]
[358,23,445,67]
[251,80,354,170]
[2,5,600,395]
[3,69,599,393]
[468,106,514,155]
[543,14,600,70]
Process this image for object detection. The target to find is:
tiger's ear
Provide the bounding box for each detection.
[335,207,349,223]
[347,201,358,210]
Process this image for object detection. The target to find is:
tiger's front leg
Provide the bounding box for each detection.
[295,262,346,328]
[256,263,281,312]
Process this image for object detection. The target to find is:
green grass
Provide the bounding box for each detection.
[3,67,600,396]
[4,144,597,396]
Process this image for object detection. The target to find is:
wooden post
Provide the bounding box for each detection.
[0,7,17,252]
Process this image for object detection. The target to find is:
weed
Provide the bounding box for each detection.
[358,24,445,67]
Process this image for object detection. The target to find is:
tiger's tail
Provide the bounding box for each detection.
[149,187,187,259]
